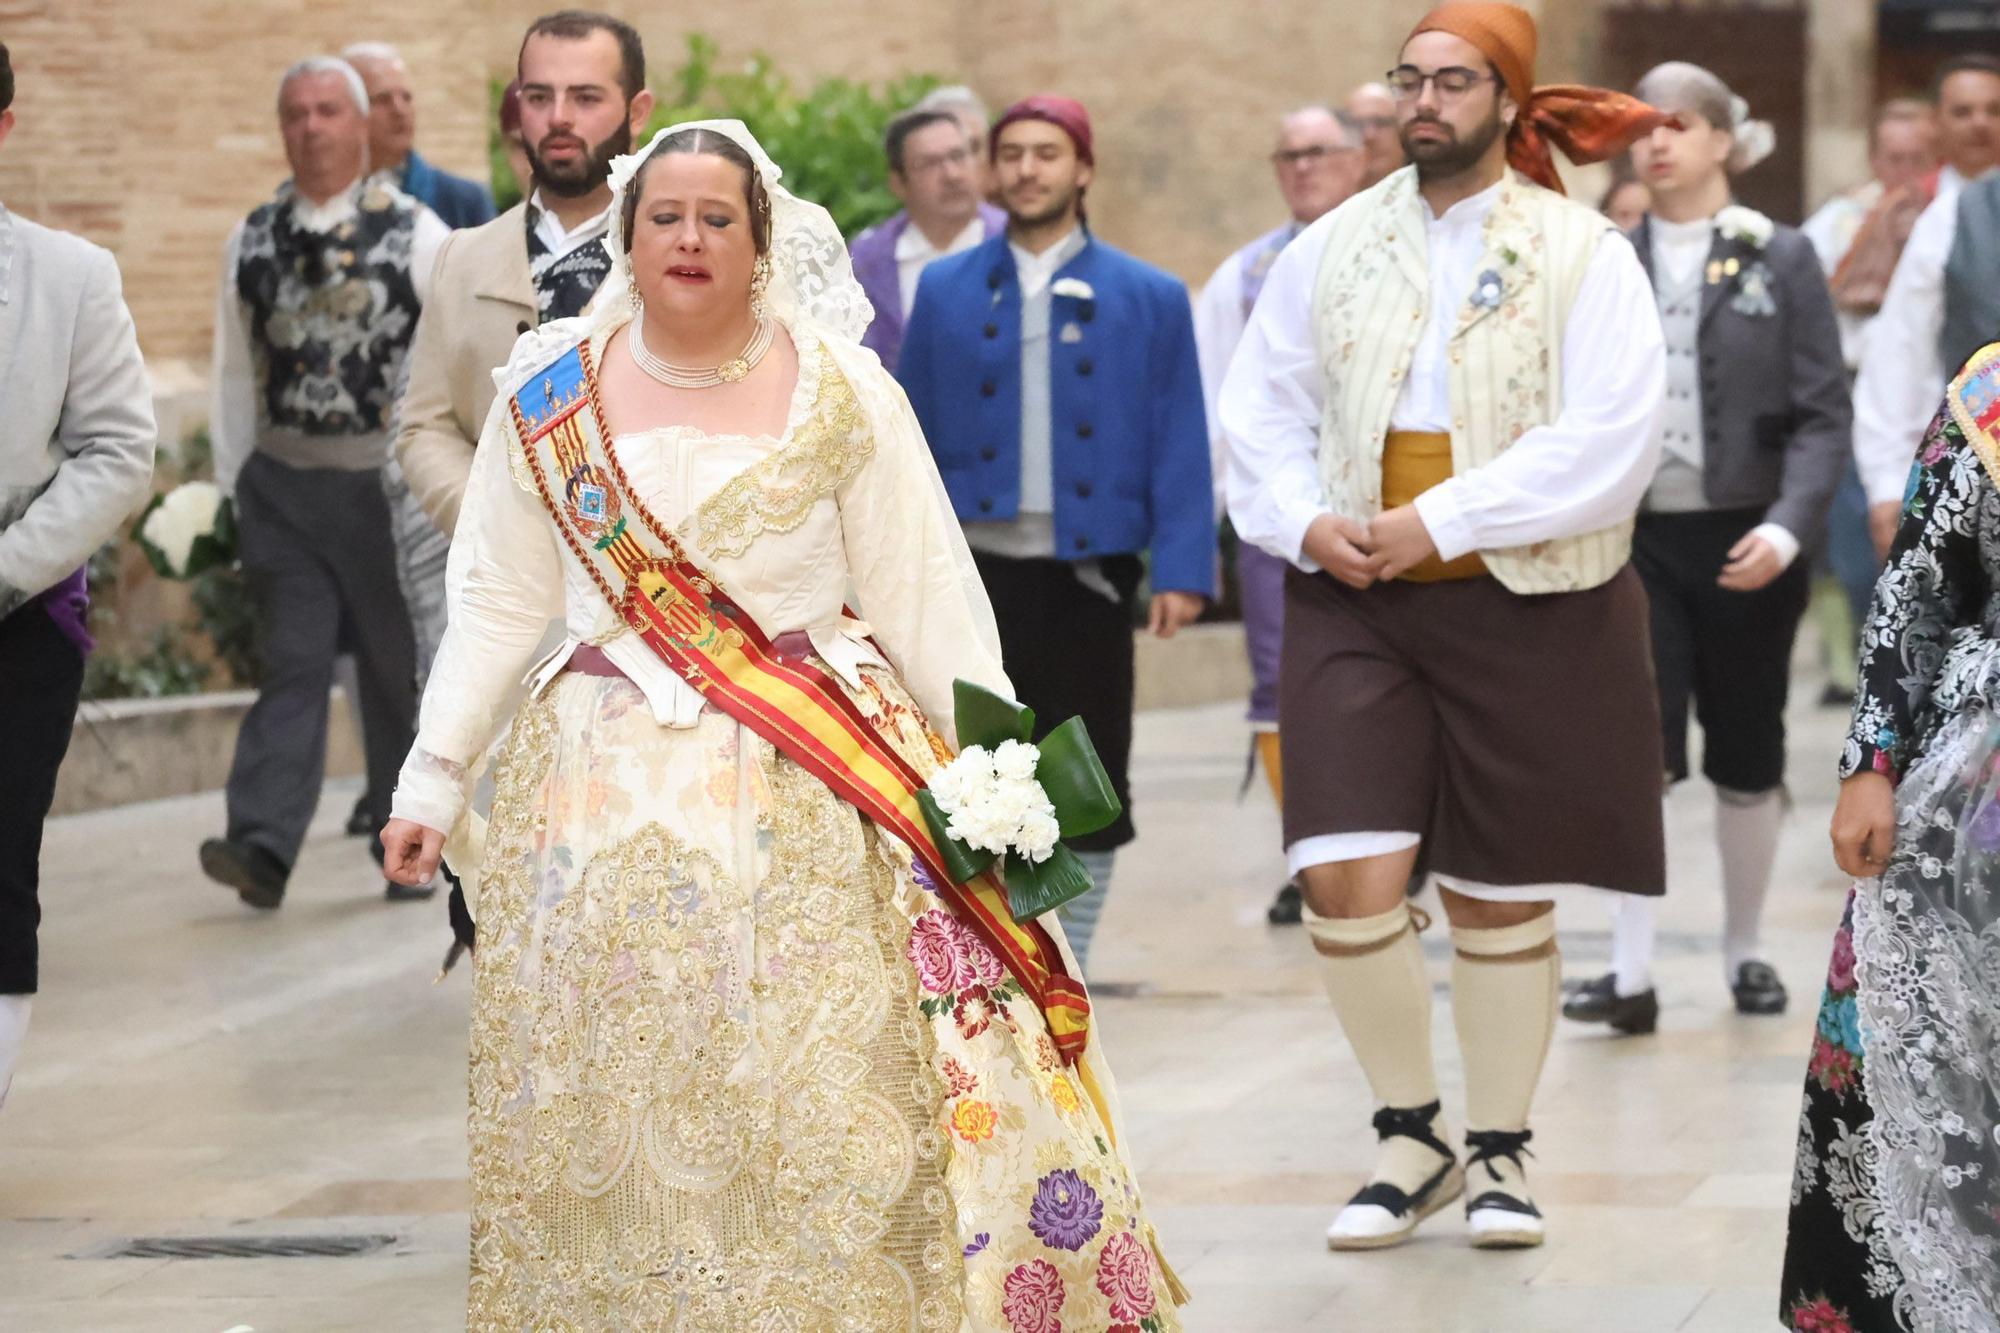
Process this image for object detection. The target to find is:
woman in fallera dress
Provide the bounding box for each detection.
[1781,342,2000,1333]
[379,120,1182,1332]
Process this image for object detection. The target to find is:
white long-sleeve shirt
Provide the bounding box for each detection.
[210,185,447,494]
[1193,225,1298,519]
[1219,182,1665,570]
[1852,165,1972,505]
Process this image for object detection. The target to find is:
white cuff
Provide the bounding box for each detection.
[390,748,470,836]
[1411,482,1477,563]
[1274,503,1325,574]
[1751,522,1800,571]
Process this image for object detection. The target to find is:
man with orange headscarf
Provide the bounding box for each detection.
[1222,4,1669,1251]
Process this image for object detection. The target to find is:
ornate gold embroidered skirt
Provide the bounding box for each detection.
[469,676,1180,1332]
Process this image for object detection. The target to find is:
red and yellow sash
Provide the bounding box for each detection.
[506,338,1092,1062]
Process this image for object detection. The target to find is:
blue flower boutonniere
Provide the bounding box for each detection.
[1471,268,1504,310]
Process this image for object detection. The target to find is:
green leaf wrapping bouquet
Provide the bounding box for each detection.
[916,681,1123,925]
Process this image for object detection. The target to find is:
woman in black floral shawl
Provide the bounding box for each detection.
[1782,343,2000,1333]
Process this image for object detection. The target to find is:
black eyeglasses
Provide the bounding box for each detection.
[1385,65,1499,100]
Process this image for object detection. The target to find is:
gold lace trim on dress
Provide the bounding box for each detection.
[683,343,873,560]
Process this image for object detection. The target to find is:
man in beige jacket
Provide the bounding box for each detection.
[395,10,654,538]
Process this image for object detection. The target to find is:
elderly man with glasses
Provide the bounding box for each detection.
[850,105,1005,373]
[1194,105,1364,927]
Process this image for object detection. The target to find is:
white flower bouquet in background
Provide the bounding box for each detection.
[133,481,235,580]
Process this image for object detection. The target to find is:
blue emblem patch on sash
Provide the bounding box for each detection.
[513,346,589,438]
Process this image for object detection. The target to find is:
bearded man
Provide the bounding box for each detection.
[1222,3,1670,1250]
[394,10,653,541]
[898,95,1215,975]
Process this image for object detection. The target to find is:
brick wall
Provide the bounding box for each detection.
[3,0,1861,379]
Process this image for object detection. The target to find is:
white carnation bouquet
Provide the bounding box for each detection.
[916,682,1123,922]
[927,739,1064,865]
[133,481,235,580]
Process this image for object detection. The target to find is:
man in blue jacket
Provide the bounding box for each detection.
[899,94,1216,972]
[345,42,496,230]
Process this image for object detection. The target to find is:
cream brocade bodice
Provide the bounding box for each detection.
[393,331,1010,836]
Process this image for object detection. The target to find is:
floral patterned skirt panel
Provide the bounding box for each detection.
[1780,889,1899,1333]
[468,675,1180,1332]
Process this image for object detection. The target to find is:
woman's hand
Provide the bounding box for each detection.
[381,819,446,887]
[1830,772,1896,880]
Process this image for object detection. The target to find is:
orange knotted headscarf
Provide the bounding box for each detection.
[1406,3,1672,194]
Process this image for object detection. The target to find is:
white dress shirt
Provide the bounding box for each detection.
[210,184,448,494]
[1220,181,1665,570]
[1194,226,1298,519]
[895,214,986,318]
[1852,164,1973,505]
[528,189,614,262]
[1009,227,1082,301]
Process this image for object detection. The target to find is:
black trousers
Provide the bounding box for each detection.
[226,454,416,870]
[971,551,1139,851]
[1634,509,1810,791]
[0,606,85,994]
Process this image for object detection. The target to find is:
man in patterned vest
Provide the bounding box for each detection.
[200,56,447,911]
[1221,3,1668,1251]
[1195,105,1364,927]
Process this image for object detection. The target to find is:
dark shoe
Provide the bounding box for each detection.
[1266,880,1303,925]
[385,878,439,903]
[1731,960,1788,1015]
[200,837,288,910]
[1561,972,1659,1035]
[345,794,375,837]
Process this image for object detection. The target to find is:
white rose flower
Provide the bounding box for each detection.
[141,481,225,577]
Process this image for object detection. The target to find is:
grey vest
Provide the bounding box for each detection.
[1943,172,2000,376]
[1647,258,1710,512]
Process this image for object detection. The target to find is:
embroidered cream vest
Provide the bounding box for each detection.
[1312,168,1625,594]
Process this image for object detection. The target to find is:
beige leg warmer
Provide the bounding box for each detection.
[1306,901,1449,1190]
[1450,911,1560,1136]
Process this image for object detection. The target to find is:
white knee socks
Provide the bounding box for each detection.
[0,995,31,1112]
[1717,785,1783,981]
[1610,895,1658,998]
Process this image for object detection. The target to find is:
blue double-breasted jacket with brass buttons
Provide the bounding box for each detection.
[896,231,1216,597]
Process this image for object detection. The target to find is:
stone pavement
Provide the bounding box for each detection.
[0,684,1854,1331]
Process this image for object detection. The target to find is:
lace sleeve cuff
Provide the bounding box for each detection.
[391,747,471,834]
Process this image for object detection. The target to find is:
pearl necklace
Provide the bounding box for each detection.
[628,312,774,389]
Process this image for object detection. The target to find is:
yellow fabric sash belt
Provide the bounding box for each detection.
[1382,430,1489,582]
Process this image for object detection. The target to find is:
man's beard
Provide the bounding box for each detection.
[1004,182,1079,230]
[525,119,632,199]
[1401,108,1507,181]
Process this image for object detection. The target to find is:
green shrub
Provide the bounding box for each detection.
[493,34,936,238]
